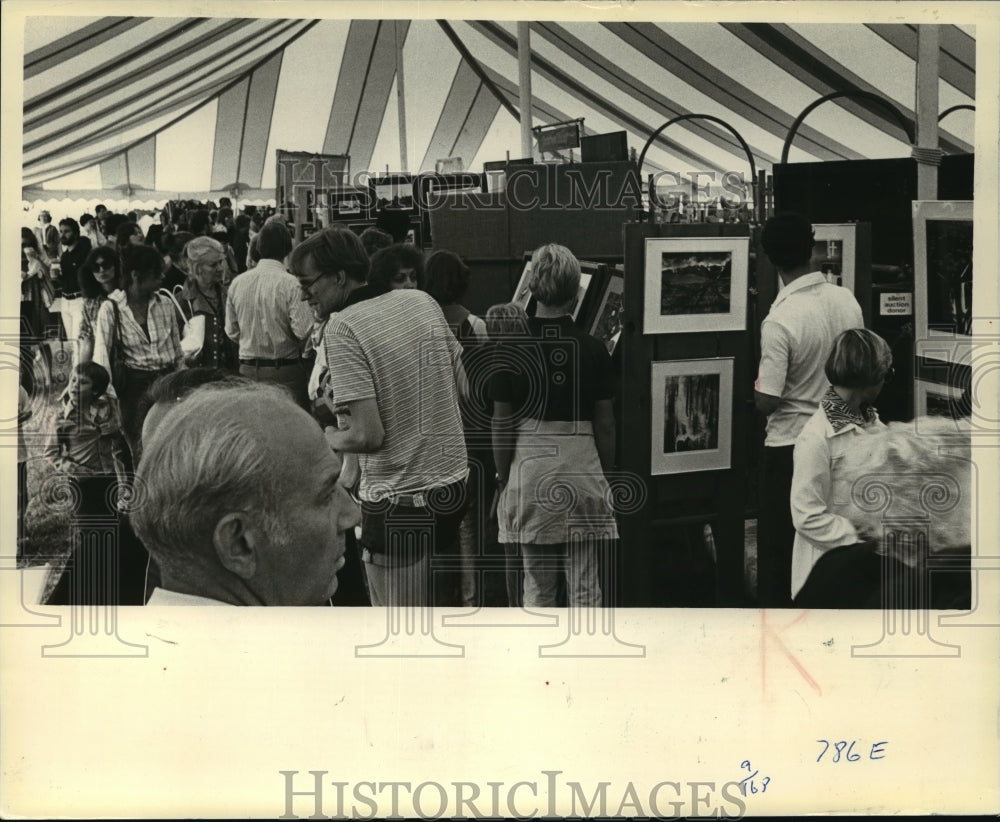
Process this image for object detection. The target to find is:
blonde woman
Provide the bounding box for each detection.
[491,245,617,607]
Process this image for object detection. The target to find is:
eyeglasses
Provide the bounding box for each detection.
[96,260,115,270]
[299,269,331,292]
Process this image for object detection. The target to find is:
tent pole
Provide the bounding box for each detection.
[517,22,533,160]
[395,20,409,173]
[914,24,941,199]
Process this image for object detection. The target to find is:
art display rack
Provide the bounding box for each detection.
[619,221,753,606]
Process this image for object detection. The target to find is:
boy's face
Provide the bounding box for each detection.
[71,373,96,404]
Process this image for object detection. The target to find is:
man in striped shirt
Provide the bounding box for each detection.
[225,219,314,408]
[290,228,469,607]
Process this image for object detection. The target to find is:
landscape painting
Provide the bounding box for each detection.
[643,237,748,333]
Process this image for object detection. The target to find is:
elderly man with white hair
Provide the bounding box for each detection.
[132,381,361,606]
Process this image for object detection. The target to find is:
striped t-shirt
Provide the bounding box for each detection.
[324,289,468,501]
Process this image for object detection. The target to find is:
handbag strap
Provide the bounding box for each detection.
[157,287,190,323]
[110,300,124,354]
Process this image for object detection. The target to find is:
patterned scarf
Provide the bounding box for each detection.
[821,386,877,433]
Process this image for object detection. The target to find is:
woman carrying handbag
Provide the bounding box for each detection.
[171,236,238,370]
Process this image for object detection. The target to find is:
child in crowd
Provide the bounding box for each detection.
[44,361,129,605]
[485,301,530,338]
[46,361,126,516]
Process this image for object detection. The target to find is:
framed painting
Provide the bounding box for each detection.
[913,200,974,363]
[914,378,965,420]
[588,268,625,354]
[643,237,749,333]
[776,223,857,294]
[650,358,734,475]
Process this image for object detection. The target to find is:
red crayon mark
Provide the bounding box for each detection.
[761,610,822,696]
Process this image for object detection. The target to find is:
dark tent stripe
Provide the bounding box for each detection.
[421,61,486,171]
[605,22,859,163]
[25,21,320,188]
[25,19,308,160]
[25,17,149,79]
[866,24,975,97]
[467,21,735,176]
[450,78,502,164]
[26,18,217,116]
[736,23,971,155]
[25,18,271,129]
[210,76,251,192]
[325,21,381,157]
[349,21,409,171]
[238,51,284,189]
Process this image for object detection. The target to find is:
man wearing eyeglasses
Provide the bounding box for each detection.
[290,226,469,608]
[753,213,864,608]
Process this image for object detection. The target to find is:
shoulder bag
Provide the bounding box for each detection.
[157,288,205,360]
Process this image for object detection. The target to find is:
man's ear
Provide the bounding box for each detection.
[213,512,260,580]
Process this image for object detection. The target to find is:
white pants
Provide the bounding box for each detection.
[59,297,84,354]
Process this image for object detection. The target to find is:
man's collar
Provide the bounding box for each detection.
[771,271,826,308]
[821,386,877,434]
[342,283,385,309]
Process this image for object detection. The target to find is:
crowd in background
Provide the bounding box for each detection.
[20,197,618,609]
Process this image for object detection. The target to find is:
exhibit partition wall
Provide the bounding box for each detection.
[620,221,753,606]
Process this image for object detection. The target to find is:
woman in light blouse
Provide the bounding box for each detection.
[93,245,184,462]
[789,328,891,601]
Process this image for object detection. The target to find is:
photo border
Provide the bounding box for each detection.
[643,236,749,334]
[650,357,734,476]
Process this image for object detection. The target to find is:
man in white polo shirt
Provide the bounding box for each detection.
[754,213,864,606]
[290,227,469,607]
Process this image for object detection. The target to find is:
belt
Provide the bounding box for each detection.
[366,480,466,509]
[240,357,301,367]
[61,291,81,299]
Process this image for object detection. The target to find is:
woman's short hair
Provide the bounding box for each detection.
[80,247,120,298]
[825,328,893,388]
[761,213,815,271]
[528,243,580,308]
[290,227,369,283]
[485,302,530,337]
[423,250,470,305]
[369,244,425,291]
[121,245,165,291]
[21,227,38,250]
[80,213,95,227]
[76,361,111,398]
[257,220,293,261]
[184,236,226,276]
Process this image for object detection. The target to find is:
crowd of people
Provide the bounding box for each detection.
[21,199,622,608]
[19,204,970,609]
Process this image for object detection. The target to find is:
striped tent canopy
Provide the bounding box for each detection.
[20,16,977,204]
